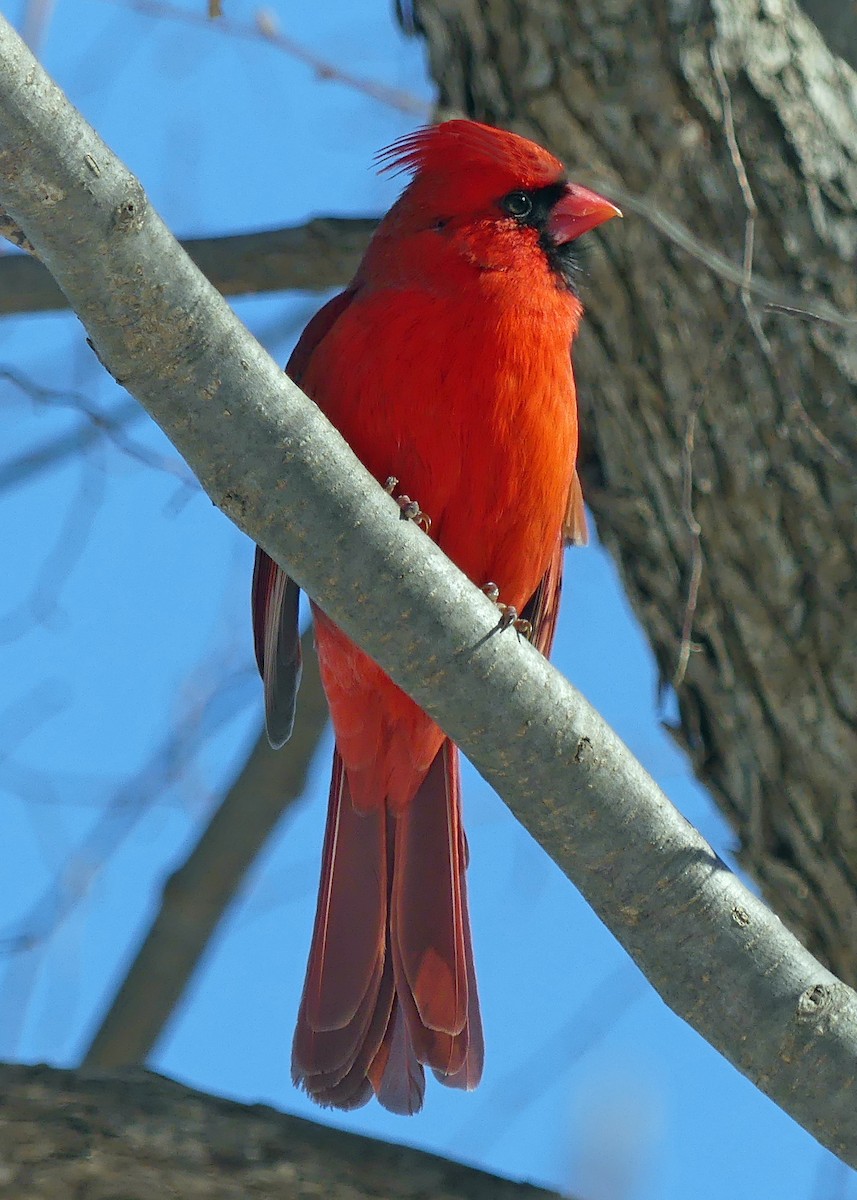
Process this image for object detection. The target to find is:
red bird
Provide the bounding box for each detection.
[253,120,619,1114]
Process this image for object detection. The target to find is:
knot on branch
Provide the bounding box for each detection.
[112,184,147,234]
[796,982,832,1019]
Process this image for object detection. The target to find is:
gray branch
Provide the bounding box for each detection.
[1,12,856,1169]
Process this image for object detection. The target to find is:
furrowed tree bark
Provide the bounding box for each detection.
[0,1063,567,1200]
[2,9,857,1169]
[407,0,857,983]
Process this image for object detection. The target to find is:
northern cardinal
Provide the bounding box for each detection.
[253,120,619,1114]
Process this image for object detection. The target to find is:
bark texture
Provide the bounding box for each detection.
[409,0,857,984]
[0,1063,565,1199]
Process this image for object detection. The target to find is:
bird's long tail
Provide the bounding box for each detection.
[292,740,483,1113]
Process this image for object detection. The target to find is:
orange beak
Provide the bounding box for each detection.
[547,183,622,244]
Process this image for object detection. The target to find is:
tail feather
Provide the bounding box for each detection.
[370,993,426,1115]
[306,1072,373,1111]
[293,952,384,1083]
[392,742,468,1037]
[389,740,483,1090]
[292,754,388,1097]
[292,739,483,1112]
[306,952,397,1110]
[432,861,484,1089]
[391,914,470,1078]
[300,755,387,1031]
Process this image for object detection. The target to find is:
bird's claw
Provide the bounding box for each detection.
[385,477,431,531]
[497,604,531,637]
[398,498,431,531]
[483,586,532,639]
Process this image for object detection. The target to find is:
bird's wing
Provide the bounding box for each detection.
[252,287,358,746]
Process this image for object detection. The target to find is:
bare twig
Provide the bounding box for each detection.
[105,0,430,116]
[458,963,645,1154]
[710,46,849,469]
[0,398,143,492]
[673,43,850,689]
[590,181,857,330]
[673,385,705,690]
[711,46,757,306]
[672,312,744,688]
[0,367,192,484]
[0,435,107,642]
[673,47,761,689]
[20,0,56,55]
[0,667,254,959]
[83,633,328,1067]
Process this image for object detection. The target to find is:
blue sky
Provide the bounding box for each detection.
[1,2,852,1196]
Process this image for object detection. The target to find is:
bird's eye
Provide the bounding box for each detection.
[501,191,533,219]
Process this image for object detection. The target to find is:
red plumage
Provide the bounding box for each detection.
[252,120,619,1113]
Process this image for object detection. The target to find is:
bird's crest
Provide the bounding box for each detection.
[377,120,565,192]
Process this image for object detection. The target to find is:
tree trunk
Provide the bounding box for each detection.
[409,0,857,982]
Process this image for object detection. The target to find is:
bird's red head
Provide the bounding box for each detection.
[370,120,620,293]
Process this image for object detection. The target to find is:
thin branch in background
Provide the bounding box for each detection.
[673,395,705,689]
[711,45,756,307]
[0,682,72,1054]
[0,663,255,961]
[710,46,849,469]
[19,0,56,55]
[0,434,107,643]
[0,681,69,774]
[457,963,645,1154]
[672,311,743,689]
[105,0,430,116]
[763,301,850,324]
[674,48,759,689]
[810,1150,853,1200]
[768,345,853,465]
[0,366,194,486]
[673,44,850,688]
[594,180,857,330]
[0,936,45,1059]
[0,399,140,492]
[83,632,328,1068]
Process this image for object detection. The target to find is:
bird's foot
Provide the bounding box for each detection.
[384,476,431,532]
[482,582,532,638]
